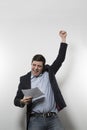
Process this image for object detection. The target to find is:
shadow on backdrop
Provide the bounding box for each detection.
[59,110,76,130]
[19,108,26,130]
[58,44,76,130]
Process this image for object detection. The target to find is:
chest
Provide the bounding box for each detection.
[31,72,52,94]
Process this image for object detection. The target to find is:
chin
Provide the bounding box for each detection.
[33,73,40,77]
[32,71,41,77]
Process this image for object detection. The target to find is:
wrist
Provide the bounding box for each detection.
[61,38,66,43]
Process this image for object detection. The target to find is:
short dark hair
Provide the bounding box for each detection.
[32,54,46,66]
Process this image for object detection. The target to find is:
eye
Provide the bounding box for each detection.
[38,65,43,68]
[32,64,36,67]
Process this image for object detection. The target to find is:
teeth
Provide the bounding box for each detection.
[34,70,38,73]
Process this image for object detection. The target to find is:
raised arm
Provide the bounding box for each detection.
[50,30,68,74]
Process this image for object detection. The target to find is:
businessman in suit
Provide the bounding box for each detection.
[14,30,68,130]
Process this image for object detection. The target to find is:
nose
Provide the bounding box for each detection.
[35,65,38,70]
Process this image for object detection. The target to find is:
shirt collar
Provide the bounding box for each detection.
[31,73,43,79]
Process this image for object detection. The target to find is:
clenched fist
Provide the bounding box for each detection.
[59,30,67,43]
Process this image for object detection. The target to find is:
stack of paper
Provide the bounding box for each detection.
[22,87,45,102]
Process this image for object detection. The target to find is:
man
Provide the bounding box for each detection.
[14,30,68,130]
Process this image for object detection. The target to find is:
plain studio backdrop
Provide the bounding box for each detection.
[0,0,87,130]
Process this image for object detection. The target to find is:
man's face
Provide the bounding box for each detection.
[31,61,44,77]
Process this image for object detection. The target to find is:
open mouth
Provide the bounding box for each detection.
[33,70,39,73]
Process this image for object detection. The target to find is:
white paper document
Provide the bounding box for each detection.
[22,87,45,102]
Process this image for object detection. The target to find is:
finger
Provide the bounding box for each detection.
[26,98,32,101]
[59,30,66,34]
[24,99,32,104]
[24,96,32,100]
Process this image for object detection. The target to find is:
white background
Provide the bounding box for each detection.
[0,0,87,130]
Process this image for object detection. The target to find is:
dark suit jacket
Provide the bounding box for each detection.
[14,42,68,130]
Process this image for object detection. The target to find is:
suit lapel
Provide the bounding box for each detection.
[26,72,31,89]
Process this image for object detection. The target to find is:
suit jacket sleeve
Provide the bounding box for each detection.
[14,77,25,108]
[50,42,68,74]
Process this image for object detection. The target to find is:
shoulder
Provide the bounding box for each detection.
[44,64,50,71]
[20,72,31,81]
[43,64,53,73]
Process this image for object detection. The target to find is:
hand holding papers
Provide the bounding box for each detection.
[22,87,45,102]
[20,96,32,105]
